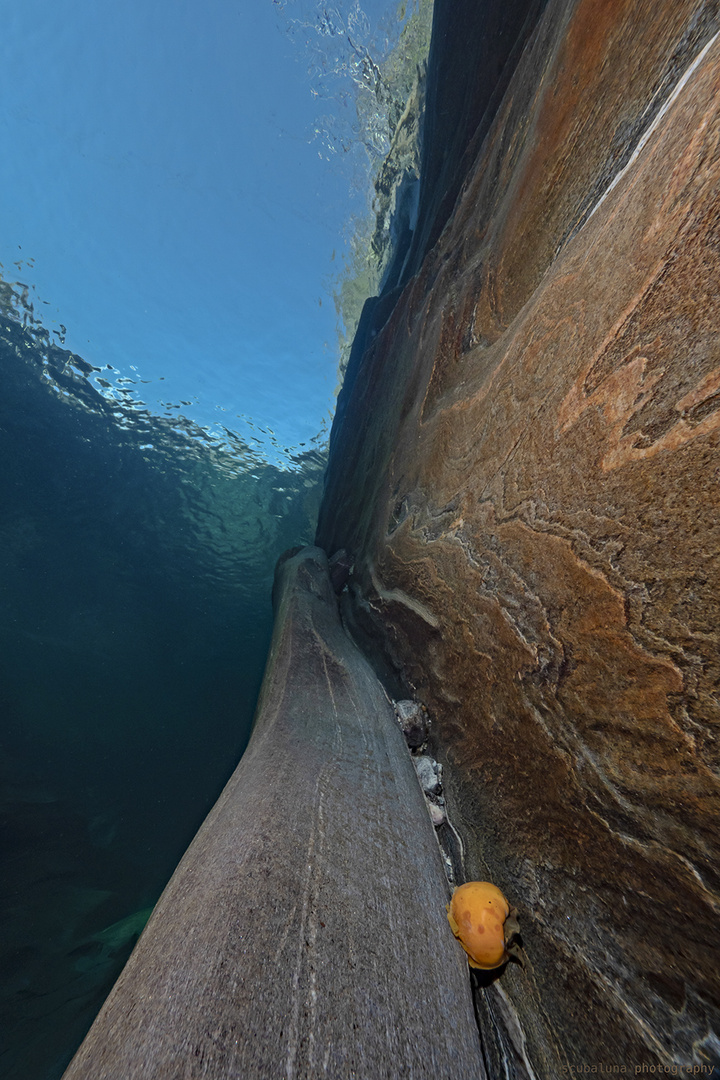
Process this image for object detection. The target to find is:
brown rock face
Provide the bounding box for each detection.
[318,0,720,1072]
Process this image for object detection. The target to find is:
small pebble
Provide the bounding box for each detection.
[427,800,446,827]
[413,755,442,795]
[394,699,429,750]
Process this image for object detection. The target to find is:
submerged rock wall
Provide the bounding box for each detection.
[63,548,484,1080]
[317,0,720,1072]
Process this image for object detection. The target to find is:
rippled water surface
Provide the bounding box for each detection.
[0,1,432,1076]
[0,312,324,1077]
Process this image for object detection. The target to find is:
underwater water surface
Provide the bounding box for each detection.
[0,308,324,1077]
[0,0,433,1076]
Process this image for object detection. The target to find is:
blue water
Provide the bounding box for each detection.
[0,1,428,1076]
[0,301,325,1077]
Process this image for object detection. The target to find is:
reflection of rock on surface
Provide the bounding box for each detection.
[317,0,720,1073]
[372,63,426,293]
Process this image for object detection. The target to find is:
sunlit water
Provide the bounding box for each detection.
[0,1,432,1076]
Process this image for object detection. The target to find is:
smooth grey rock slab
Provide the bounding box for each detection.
[63,546,484,1080]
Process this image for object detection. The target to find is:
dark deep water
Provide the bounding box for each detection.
[0,302,324,1078]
